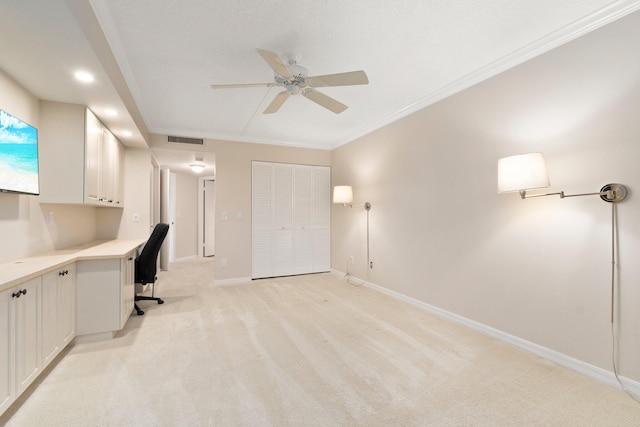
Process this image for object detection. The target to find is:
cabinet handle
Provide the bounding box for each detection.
[128,257,133,261]
[12,289,27,298]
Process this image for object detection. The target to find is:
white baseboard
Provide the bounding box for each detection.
[331,269,640,396]
[214,277,252,286]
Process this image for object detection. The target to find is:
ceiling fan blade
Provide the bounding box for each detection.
[263,91,291,114]
[303,90,348,114]
[256,48,293,78]
[307,70,369,87]
[211,83,275,89]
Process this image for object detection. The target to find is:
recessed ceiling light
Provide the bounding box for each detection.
[190,164,205,173]
[74,70,95,83]
[122,130,132,137]
[105,109,118,116]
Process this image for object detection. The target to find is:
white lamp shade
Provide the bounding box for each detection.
[333,185,353,204]
[497,153,550,193]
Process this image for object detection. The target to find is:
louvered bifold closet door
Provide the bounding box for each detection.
[272,165,294,277]
[252,163,272,278]
[294,166,313,274]
[252,161,330,279]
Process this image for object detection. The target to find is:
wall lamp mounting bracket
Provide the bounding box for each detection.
[519,183,627,203]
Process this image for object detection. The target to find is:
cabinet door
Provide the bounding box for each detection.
[14,277,41,395]
[121,252,135,328]
[41,264,76,366]
[101,130,117,203]
[0,288,15,415]
[59,264,76,347]
[85,111,102,202]
[41,271,59,366]
[114,138,124,205]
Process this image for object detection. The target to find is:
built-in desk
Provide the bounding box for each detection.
[0,239,146,293]
[0,239,146,416]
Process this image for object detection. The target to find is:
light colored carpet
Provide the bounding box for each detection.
[2,257,640,426]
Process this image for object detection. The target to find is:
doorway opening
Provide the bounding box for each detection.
[198,176,216,257]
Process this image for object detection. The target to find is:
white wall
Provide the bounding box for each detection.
[174,172,198,259]
[332,11,640,381]
[113,147,155,239]
[0,70,99,263]
[149,135,332,281]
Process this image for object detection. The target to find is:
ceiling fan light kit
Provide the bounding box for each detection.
[211,48,369,114]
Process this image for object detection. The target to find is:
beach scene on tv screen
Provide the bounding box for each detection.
[0,109,39,194]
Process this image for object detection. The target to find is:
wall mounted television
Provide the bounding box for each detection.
[0,108,39,195]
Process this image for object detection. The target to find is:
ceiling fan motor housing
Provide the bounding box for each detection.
[276,63,309,94]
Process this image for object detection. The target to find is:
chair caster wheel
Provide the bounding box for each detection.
[137,310,144,315]
[158,299,164,305]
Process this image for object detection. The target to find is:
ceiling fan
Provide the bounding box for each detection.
[211,49,369,114]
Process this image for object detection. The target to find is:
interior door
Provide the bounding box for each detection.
[203,179,215,257]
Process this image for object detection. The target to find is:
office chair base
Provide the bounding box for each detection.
[135,304,144,316]
[135,295,164,304]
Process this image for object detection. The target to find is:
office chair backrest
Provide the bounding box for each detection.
[135,223,170,284]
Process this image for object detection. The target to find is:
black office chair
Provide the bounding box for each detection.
[134,223,170,315]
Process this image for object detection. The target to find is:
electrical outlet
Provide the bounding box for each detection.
[349,256,354,265]
[222,211,228,221]
[369,261,374,269]
[47,211,54,224]
[221,258,228,268]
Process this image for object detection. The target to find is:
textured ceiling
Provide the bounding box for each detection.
[90,0,639,150]
[1,1,639,175]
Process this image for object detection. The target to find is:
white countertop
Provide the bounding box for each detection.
[0,239,147,292]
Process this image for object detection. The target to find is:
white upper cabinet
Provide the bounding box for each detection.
[39,102,124,207]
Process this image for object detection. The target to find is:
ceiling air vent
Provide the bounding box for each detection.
[168,135,204,145]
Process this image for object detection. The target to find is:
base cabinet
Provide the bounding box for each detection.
[77,249,136,337]
[0,277,42,415]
